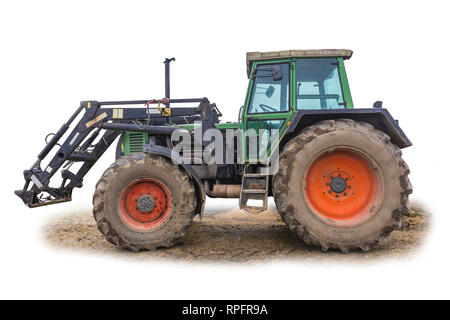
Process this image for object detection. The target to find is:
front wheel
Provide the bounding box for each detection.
[93,153,196,251]
[273,119,412,252]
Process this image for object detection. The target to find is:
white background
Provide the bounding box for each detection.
[0,0,449,299]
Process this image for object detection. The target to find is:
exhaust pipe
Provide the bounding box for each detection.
[211,184,241,198]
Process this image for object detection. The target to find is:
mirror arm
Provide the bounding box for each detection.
[238,105,244,127]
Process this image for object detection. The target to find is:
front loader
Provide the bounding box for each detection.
[15,50,412,253]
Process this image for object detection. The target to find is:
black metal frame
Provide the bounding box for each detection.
[15,97,221,207]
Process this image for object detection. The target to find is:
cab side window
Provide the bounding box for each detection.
[248,63,290,114]
[296,58,345,109]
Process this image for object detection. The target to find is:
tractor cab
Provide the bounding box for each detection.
[244,49,354,111]
[241,49,354,162]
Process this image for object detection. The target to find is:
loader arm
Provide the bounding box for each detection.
[15,98,219,207]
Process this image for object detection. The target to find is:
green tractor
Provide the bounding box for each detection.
[16,50,412,253]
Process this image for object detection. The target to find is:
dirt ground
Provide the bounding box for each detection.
[44,203,429,263]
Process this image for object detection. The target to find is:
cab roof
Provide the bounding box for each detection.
[246,49,353,78]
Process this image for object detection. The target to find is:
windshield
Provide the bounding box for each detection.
[248,63,290,114]
[296,58,345,109]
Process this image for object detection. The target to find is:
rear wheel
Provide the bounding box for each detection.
[93,153,196,251]
[273,119,412,252]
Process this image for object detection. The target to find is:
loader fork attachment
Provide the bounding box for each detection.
[14,101,120,207]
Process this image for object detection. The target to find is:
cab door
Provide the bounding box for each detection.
[241,59,295,163]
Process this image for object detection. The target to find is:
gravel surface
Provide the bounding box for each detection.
[44,204,429,263]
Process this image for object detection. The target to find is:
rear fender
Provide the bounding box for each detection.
[284,108,412,149]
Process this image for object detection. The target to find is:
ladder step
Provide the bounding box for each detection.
[243,173,267,178]
[242,189,267,194]
[241,205,266,214]
[240,164,269,213]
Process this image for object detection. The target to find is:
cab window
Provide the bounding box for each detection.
[248,63,290,114]
[296,58,345,109]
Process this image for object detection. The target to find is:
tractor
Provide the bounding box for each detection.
[15,50,412,253]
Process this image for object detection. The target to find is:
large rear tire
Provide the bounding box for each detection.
[93,153,196,251]
[273,119,412,252]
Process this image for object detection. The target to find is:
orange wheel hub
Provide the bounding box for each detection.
[119,178,172,231]
[305,149,383,226]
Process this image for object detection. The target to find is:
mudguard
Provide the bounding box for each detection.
[285,108,412,149]
[143,144,206,218]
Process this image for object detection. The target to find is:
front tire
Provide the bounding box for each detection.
[93,153,196,251]
[273,119,412,252]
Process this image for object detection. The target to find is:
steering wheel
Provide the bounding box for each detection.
[259,104,277,112]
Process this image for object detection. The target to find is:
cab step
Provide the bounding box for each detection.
[242,189,267,194]
[239,164,269,213]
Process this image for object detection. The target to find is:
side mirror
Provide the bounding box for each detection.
[272,65,283,81]
[265,85,275,98]
[238,105,244,126]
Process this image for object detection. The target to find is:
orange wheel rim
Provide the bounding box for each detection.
[119,178,172,231]
[305,149,383,226]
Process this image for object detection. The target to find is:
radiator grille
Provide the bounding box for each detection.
[123,132,148,155]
